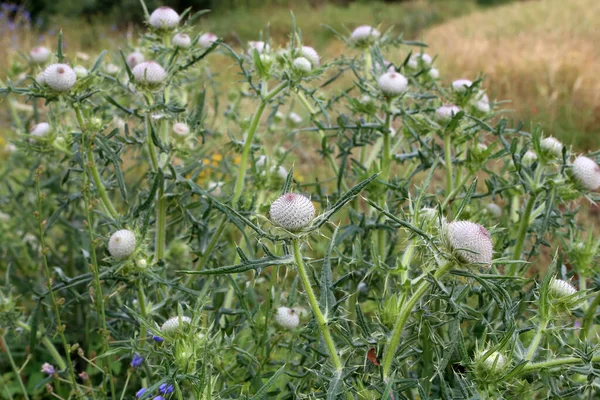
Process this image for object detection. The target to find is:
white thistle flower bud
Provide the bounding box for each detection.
[480,351,508,373]
[132,61,167,87]
[126,51,145,68]
[419,207,440,223]
[105,63,120,75]
[446,221,493,266]
[407,53,433,69]
[377,71,408,97]
[35,72,46,85]
[288,112,303,125]
[429,68,440,79]
[350,25,380,46]
[435,105,461,122]
[149,6,180,29]
[292,57,312,73]
[550,279,577,298]
[274,307,300,330]
[30,46,51,63]
[275,165,288,179]
[248,41,270,54]
[540,137,563,157]
[572,156,600,190]
[73,66,88,78]
[486,203,502,218]
[108,229,136,260]
[173,122,190,137]
[270,193,315,231]
[256,155,267,168]
[522,151,537,166]
[30,122,51,139]
[160,316,192,333]
[299,46,320,67]
[199,32,217,48]
[452,79,474,92]
[173,33,192,48]
[473,91,490,113]
[43,63,77,92]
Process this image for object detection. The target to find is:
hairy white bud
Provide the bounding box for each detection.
[452,79,474,92]
[550,279,578,298]
[350,25,380,46]
[149,6,180,29]
[270,193,315,231]
[43,63,77,91]
[30,46,51,63]
[288,112,303,125]
[126,51,145,68]
[173,122,190,137]
[407,53,432,69]
[173,33,192,48]
[73,66,88,78]
[377,71,408,97]
[30,122,51,139]
[108,229,136,260]
[522,151,537,166]
[446,221,493,266]
[435,105,461,122]
[540,137,563,157]
[274,307,300,330]
[299,46,320,67]
[429,68,440,79]
[292,57,312,73]
[132,61,167,86]
[472,91,490,113]
[105,63,119,75]
[199,32,218,48]
[160,316,192,333]
[572,156,600,190]
[480,351,508,373]
[248,41,270,54]
[486,203,502,218]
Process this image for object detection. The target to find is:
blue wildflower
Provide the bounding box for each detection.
[159,383,174,394]
[131,354,144,368]
[153,397,165,400]
[136,388,147,398]
[152,335,164,343]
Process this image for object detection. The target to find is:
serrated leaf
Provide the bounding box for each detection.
[281,166,294,196]
[91,50,107,73]
[320,226,338,315]
[178,255,293,275]
[94,136,127,201]
[249,365,286,400]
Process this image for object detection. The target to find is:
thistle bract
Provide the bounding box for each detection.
[30,46,51,63]
[274,307,300,330]
[108,229,136,260]
[173,33,191,48]
[132,61,167,88]
[452,79,474,92]
[446,221,493,266]
[299,46,320,67]
[540,137,563,158]
[160,316,192,333]
[173,122,190,137]
[571,156,600,190]
[435,105,461,122]
[378,71,408,97]
[30,122,51,139]
[149,6,180,29]
[126,51,145,68]
[350,25,380,47]
[293,57,312,73]
[43,63,77,92]
[270,193,315,231]
[199,32,217,48]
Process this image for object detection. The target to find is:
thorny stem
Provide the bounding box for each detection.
[580,289,600,340]
[155,93,171,263]
[509,192,538,275]
[444,133,453,196]
[2,333,31,400]
[136,280,149,388]
[524,318,548,361]
[381,260,453,380]
[519,354,600,375]
[292,239,343,372]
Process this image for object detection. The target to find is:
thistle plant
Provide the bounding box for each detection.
[3,2,600,399]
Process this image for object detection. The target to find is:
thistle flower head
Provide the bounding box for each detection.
[199,32,217,48]
[108,229,136,260]
[248,41,270,54]
[472,90,490,113]
[173,33,191,48]
[549,279,578,298]
[274,306,300,330]
[105,63,120,75]
[571,156,600,190]
[43,63,77,91]
[172,122,190,137]
[126,51,145,68]
[41,362,55,375]
[350,25,380,46]
[407,53,432,69]
[160,316,192,333]
[478,350,508,374]
[429,68,440,79]
[299,45,320,67]
[30,46,51,63]
[435,105,461,122]
[270,193,315,231]
[522,150,538,166]
[377,71,408,97]
[149,6,180,29]
[292,57,312,73]
[446,221,493,266]
[30,122,51,139]
[540,137,563,158]
[452,79,474,92]
[132,61,167,87]
[73,65,88,78]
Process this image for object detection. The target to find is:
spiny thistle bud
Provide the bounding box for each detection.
[30,122,51,139]
[299,46,320,67]
[571,156,600,190]
[173,33,191,48]
[377,71,408,97]
[270,193,315,231]
[30,46,51,63]
[132,61,167,88]
[446,221,493,266]
[126,51,145,68]
[549,279,578,298]
[43,63,76,92]
[522,150,537,166]
[407,53,432,69]
[292,57,312,73]
[435,105,461,122]
[429,68,440,79]
[477,350,508,375]
[149,6,180,29]
[274,307,300,330]
[540,137,563,158]
[108,229,136,260]
[172,122,190,137]
[73,66,88,78]
[248,41,270,54]
[472,90,490,113]
[199,32,217,48]
[350,25,380,47]
[452,79,474,93]
[160,316,192,333]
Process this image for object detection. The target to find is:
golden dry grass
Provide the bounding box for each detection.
[423,0,600,149]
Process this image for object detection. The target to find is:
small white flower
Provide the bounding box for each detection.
[274,307,300,330]
[132,61,167,86]
[540,137,563,158]
[293,57,312,73]
[173,122,190,137]
[160,316,192,333]
[30,46,51,63]
[522,151,538,166]
[446,221,493,266]
[199,32,218,48]
[126,51,145,68]
[30,122,51,139]
[256,155,267,168]
[486,203,502,218]
[73,66,88,78]
[452,79,474,93]
[270,193,315,231]
[149,6,180,29]
[378,71,408,97]
[350,25,380,46]
[429,68,440,79]
[248,41,270,54]
[572,156,600,190]
[407,53,433,69]
[105,63,120,75]
[108,229,136,260]
[435,105,461,122]
[43,63,77,92]
[288,112,303,125]
[299,46,320,67]
[173,33,192,48]
[550,279,578,298]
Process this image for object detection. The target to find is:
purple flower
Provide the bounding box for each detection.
[153,397,165,400]
[152,335,164,343]
[574,320,582,329]
[41,362,55,375]
[131,354,144,368]
[136,388,147,398]
[159,383,174,394]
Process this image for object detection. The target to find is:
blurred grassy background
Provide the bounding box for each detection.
[1,0,598,150]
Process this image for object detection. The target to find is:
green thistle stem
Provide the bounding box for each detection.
[520,354,600,374]
[444,133,453,196]
[524,318,548,361]
[509,193,537,275]
[2,333,30,400]
[580,289,600,340]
